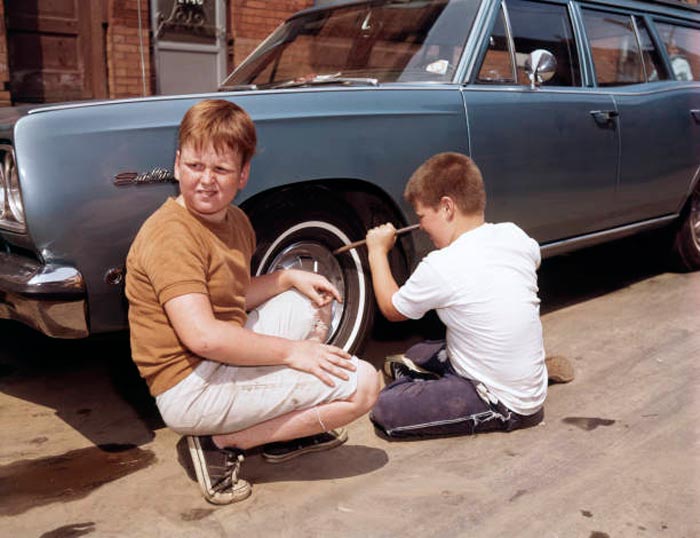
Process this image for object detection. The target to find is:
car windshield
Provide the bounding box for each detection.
[222,0,481,88]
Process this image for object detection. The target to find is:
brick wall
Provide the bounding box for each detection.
[106,0,154,98]
[0,1,10,106]
[230,0,314,66]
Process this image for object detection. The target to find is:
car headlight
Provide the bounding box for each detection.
[0,152,6,218]
[0,144,25,232]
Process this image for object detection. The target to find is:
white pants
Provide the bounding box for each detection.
[156,290,359,435]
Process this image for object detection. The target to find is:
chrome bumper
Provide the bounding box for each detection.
[0,251,88,338]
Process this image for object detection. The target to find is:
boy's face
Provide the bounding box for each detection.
[174,142,250,223]
[413,199,451,249]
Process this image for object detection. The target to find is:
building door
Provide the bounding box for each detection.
[151,0,227,95]
[5,0,107,104]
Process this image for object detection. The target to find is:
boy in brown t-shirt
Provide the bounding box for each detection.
[126,99,380,505]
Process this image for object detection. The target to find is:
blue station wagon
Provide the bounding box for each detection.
[0,0,698,353]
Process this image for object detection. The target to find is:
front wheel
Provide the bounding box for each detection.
[250,201,374,355]
[671,182,700,271]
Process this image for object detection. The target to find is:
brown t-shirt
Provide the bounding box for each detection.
[125,198,256,396]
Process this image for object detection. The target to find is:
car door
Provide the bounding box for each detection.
[462,0,620,244]
[580,8,700,225]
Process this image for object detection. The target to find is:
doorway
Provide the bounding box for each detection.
[151,0,227,95]
[4,0,107,104]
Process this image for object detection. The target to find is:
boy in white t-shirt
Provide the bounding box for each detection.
[365,152,547,438]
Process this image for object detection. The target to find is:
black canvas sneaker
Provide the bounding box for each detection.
[262,428,348,464]
[382,354,440,382]
[186,435,252,505]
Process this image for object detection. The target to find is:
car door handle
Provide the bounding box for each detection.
[691,109,700,123]
[590,110,619,123]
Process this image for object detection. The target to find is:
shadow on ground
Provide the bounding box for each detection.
[0,326,162,515]
[0,443,157,517]
[538,229,671,315]
[0,323,162,447]
[247,444,389,483]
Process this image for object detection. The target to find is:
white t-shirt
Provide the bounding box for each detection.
[392,222,547,415]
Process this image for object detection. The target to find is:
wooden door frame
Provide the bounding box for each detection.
[81,0,108,100]
[4,0,108,103]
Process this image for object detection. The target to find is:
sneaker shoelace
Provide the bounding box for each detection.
[212,451,244,493]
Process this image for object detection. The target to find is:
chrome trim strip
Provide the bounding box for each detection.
[501,0,518,83]
[458,0,494,83]
[540,215,677,258]
[630,15,648,82]
[28,85,465,114]
[569,0,595,87]
[461,82,698,96]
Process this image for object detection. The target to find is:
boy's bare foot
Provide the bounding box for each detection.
[546,355,575,383]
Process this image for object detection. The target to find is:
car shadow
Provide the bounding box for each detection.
[538,229,671,315]
[0,323,161,448]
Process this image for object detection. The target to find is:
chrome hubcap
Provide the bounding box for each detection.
[265,241,345,340]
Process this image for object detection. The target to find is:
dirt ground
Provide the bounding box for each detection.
[0,234,698,538]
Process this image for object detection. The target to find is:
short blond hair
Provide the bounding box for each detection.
[404,153,486,215]
[178,99,257,165]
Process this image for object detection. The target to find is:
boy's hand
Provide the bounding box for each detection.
[366,223,397,255]
[286,269,342,307]
[285,340,355,387]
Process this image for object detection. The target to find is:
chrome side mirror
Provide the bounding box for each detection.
[524,49,556,89]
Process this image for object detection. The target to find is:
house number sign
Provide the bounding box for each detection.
[156,0,216,42]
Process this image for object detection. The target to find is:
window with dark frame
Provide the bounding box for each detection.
[476,0,582,87]
[477,5,515,83]
[634,16,669,81]
[582,9,669,86]
[655,21,700,81]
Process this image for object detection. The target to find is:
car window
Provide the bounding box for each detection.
[582,9,663,86]
[224,0,481,87]
[634,16,669,82]
[488,0,582,87]
[477,5,515,83]
[655,21,700,81]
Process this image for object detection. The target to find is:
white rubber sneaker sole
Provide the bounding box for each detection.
[187,436,252,505]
